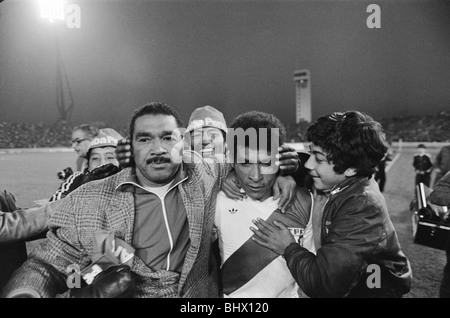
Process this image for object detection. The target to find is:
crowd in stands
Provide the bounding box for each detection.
[0,121,128,149]
[379,111,450,142]
[287,111,450,143]
[1,111,449,149]
[0,121,72,149]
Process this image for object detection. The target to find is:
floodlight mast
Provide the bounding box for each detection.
[39,0,74,123]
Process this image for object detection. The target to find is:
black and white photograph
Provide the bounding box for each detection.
[0,0,449,303]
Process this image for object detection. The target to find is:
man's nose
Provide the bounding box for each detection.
[202,132,212,144]
[149,138,166,155]
[249,165,263,182]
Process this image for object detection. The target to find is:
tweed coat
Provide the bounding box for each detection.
[2,153,227,298]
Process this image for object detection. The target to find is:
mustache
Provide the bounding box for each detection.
[146,156,171,164]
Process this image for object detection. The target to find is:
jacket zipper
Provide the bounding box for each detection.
[160,177,188,271]
[121,177,188,271]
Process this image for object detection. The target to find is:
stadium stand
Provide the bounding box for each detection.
[0,111,449,149]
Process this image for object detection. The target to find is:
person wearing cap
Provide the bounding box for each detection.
[2,102,229,298]
[413,143,433,187]
[49,128,123,202]
[185,105,228,164]
[116,105,300,211]
[185,105,299,207]
[1,102,300,298]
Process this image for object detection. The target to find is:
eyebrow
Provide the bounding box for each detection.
[135,130,175,138]
[91,151,116,155]
[309,146,326,157]
[311,150,326,156]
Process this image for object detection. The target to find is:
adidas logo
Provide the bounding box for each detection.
[228,208,238,214]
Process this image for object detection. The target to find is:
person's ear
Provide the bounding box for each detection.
[344,167,357,177]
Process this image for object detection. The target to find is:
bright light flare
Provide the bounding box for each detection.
[40,0,65,22]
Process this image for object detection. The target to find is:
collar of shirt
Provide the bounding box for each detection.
[115,165,188,194]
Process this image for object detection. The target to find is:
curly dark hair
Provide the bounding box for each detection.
[306,110,389,177]
[228,111,286,162]
[128,102,184,140]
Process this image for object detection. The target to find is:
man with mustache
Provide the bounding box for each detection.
[2,102,230,298]
[116,105,300,212]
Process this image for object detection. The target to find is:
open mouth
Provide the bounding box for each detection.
[201,147,215,157]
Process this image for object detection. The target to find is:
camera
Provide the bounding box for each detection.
[57,167,74,181]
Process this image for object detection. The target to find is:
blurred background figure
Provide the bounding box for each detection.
[413,144,433,187]
[433,143,450,187]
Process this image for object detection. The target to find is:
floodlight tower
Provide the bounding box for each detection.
[40,0,74,123]
[293,70,311,123]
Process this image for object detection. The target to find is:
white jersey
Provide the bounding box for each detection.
[215,191,314,298]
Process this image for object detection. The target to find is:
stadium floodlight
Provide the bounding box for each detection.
[40,0,65,23]
[37,0,75,122]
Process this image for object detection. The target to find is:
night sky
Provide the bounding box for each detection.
[1,0,450,128]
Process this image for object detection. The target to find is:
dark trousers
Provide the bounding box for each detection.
[415,173,431,187]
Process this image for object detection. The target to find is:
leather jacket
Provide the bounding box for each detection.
[0,200,60,244]
[284,176,412,298]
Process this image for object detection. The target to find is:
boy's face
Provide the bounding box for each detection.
[305,143,348,191]
[88,146,119,171]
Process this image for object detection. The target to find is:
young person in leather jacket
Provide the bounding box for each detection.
[251,110,412,298]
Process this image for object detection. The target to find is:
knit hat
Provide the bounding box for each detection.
[186,105,227,134]
[88,128,123,151]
